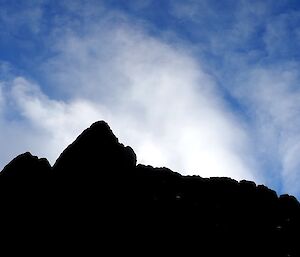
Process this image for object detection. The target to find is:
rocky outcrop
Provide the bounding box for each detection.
[53,121,137,177]
[0,152,51,178]
[0,121,299,256]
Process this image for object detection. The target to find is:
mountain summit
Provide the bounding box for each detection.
[53,121,136,177]
[0,121,299,256]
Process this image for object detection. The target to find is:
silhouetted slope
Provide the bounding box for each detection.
[53,121,136,177]
[1,152,51,178]
[0,121,299,256]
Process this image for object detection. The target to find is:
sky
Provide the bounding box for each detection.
[1,0,300,199]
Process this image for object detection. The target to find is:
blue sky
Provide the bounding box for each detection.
[1,0,300,199]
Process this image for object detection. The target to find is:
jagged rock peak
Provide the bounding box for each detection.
[0,120,299,256]
[79,120,118,143]
[53,120,137,175]
[0,152,51,178]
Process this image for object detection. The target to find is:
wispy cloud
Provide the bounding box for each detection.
[168,0,300,197]
[234,65,300,196]
[2,0,300,198]
[0,77,104,165]
[47,21,260,180]
[0,18,258,183]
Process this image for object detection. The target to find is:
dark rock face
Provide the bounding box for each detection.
[0,121,299,256]
[53,121,137,177]
[1,152,51,178]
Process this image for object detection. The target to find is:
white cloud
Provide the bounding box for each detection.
[0,21,258,184]
[167,0,300,198]
[1,0,298,204]
[7,77,106,164]
[234,65,300,196]
[0,77,105,167]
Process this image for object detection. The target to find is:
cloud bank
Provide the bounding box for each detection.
[3,0,300,198]
[168,0,300,197]
[0,18,258,183]
[234,65,300,196]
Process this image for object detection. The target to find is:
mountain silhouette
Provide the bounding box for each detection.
[0,121,299,256]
